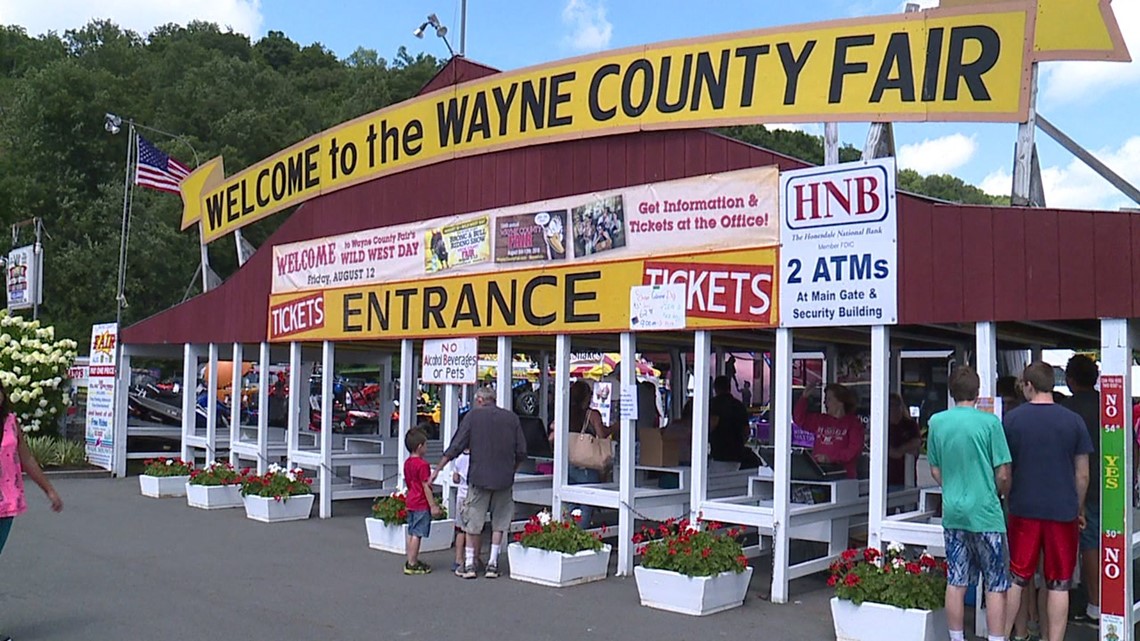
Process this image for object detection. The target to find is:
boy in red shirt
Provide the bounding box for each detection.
[403,427,442,575]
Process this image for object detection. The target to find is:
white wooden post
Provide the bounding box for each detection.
[441,383,459,512]
[539,351,551,427]
[206,343,219,463]
[113,348,132,478]
[319,341,334,518]
[618,331,637,576]
[229,342,242,466]
[379,353,393,437]
[771,328,793,604]
[180,343,196,464]
[868,326,889,552]
[398,339,415,489]
[497,336,512,409]
[552,334,571,517]
[256,341,270,474]
[1100,318,1134,639]
[287,342,302,469]
[715,346,726,377]
[976,322,997,398]
[690,331,711,523]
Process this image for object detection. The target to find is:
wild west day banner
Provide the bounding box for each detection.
[179,0,1130,243]
[267,168,780,341]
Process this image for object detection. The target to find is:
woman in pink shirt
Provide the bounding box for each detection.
[793,383,864,479]
[1,380,63,558]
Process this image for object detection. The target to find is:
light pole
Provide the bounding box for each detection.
[414,6,466,57]
[104,113,206,329]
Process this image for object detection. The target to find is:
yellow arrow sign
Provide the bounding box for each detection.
[179,0,1131,239]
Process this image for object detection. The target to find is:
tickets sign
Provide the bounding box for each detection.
[267,247,778,342]
[179,0,1130,242]
[271,167,778,295]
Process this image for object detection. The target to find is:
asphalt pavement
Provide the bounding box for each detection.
[0,477,1104,641]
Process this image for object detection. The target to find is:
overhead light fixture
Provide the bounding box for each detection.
[413,23,428,38]
[413,12,455,56]
[104,113,122,135]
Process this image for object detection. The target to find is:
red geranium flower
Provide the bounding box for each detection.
[841,549,857,561]
[844,573,860,587]
[827,575,838,587]
[906,562,921,575]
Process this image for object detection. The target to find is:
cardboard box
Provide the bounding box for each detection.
[639,427,690,467]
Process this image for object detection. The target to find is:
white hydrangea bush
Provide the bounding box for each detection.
[0,311,79,433]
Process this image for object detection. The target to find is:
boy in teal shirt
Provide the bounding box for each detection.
[928,367,1013,641]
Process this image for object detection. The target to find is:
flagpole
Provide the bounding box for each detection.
[115,123,135,331]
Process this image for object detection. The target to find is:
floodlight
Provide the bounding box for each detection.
[104,113,122,135]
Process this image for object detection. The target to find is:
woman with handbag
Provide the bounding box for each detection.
[549,380,611,527]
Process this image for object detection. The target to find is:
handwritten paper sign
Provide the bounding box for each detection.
[630,284,686,331]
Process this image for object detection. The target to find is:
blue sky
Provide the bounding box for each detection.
[2,0,1137,210]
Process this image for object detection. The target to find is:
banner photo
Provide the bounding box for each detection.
[778,158,898,327]
[6,244,41,311]
[272,166,779,295]
[180,0,1129,242]
[85,323,118,471]
[267,246,778,342]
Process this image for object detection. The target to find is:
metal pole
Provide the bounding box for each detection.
[32,218,41,321]
[115,124,134,330]
[459,0,467,56]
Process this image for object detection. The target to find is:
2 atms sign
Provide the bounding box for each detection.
[176,0,1129,243]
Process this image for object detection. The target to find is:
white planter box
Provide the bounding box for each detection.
[634,565,753,616]
[139,474,190,498]
[186,483,243,510]
[507,543,611,587]
[365,517,455,554]
[242,494,314,523]
[830,597,948,641]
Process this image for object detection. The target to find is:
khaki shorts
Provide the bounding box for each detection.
[461,486,514,535]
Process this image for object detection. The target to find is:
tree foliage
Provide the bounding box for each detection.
[0,21,441,343]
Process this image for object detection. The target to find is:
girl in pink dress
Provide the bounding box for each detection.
[0,379,63,554]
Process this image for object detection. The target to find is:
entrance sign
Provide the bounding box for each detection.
[6,244,42,311]
[267,246,778,342]
[1099,374,1127,637]
[85,323,118,471]
[421,338,478,385]
[271,167,778,295]
[779,158,898,327]
[630,284,687,331]
[178,0,1130,242]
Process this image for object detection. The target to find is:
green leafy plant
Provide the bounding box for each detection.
[142,457,193,477]
[24,435,86,467]
[240,464,313,501]
[828,543,947,611]
[514,510,604,554]
[371,491,447,525]
[634,518,748,577]
[0,311,79,435]
[188,460,242,486]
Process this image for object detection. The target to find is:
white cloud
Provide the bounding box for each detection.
[561,0,612,53]
[898,133,978,175]
[0,0,264,38]
[981,136,1140,210]
[1040,0,1140,106]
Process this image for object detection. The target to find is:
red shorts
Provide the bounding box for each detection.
[1007,515,1079,590]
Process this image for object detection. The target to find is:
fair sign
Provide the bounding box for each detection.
[421,338,478,385]
[778,158,898,327]
[85,322,118,471]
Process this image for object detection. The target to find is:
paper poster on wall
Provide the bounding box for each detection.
[494,211,567,264]
[779,158,898,327]
[425,216,491,273]
[591,382,613,427]
[84,322,118,471]
[629,284,686,331]
[421,338,478,385]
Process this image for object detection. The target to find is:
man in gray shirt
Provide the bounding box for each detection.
[433,386,527,580]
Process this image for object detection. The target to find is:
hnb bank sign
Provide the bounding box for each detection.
[783,162,891,231]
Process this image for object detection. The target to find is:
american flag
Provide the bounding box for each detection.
[135,135,191,195]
